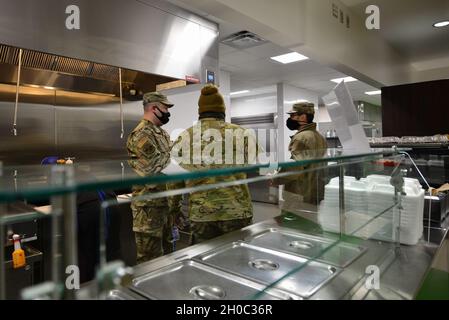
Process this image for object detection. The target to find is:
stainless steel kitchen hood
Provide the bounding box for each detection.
[0,0,219,164]
[0,0,219,84]
[0,44,182,105]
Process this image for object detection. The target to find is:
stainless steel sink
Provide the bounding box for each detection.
[194,241,341,298]
[245,228,367,267]
[130,260,299,300]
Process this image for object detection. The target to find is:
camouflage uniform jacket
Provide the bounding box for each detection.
[173,118,256,223]
[282,123,327,206]
[127,119,180,233]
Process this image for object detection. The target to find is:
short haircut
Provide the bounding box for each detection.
[306,113,314,123]
[293,112,314,123]
[143,102,157,112]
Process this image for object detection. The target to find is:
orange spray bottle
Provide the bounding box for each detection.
[12,234,26,269]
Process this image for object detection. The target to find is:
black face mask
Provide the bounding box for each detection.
[286,118,300,131]
[154,107,171,125]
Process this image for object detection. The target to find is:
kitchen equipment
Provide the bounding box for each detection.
[131,259,298,300]
[245,228,366,267]
[194,241,341,298]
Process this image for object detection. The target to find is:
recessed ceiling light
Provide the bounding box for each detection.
[365,90,382,95]
[433,21,449,28]
[270,52,309,64]
[330,77,358,84]
[230,90,250,96]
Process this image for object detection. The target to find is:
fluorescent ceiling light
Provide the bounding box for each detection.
[365,90,382,96]
[433,21,449,28]
[284,99,310,104]
[230,90,249,96]
[270,52,309,64]
[331,77,358,84]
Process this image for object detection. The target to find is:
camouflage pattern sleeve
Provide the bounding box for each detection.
[127,120,174,232]
[127,122,171,177]
[171,120,254,222]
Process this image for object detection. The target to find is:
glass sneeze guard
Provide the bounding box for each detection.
[0,149,397,202]
[1,148,427,300]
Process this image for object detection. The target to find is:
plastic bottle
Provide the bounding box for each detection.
[12,234,26,269]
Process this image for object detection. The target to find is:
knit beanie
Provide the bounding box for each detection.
[198,84,226,114]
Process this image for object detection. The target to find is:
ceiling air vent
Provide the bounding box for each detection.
[221,31,267,49]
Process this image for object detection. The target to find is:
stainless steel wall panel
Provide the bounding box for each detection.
[0,102,56,160]
[0,99,143,165]
[54,102,141,155]
[0,0,219,164]
[0,0,218,81]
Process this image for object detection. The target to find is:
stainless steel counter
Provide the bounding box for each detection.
[119,217,448,300]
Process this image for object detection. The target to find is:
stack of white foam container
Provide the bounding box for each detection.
[318,176,355,232]
[318,175,425,245]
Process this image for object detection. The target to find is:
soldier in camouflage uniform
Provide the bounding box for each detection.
[127,92,180,264]
[173,84,257,244]
[280,102,327,222]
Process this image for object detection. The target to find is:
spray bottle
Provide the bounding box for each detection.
[12,234,26,269]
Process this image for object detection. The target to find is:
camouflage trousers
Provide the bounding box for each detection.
[190,218,253,245]
[132,205,174,264]
[135,224,174,264]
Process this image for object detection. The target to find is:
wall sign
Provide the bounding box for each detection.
[206,70,215,84]
[186,75,200,84]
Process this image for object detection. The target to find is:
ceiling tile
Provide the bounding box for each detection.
[219,43,238,56]
[220,50,261,66]
[244,42,292,59]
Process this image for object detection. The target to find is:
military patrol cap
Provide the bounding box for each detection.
[287,102,315,115]
[143,91,174,107]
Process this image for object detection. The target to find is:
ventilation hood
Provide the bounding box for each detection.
[0,44,180,105]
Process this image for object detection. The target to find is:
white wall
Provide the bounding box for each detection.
[230,93,277,118]
[219,70,232,123]
[229,83,319,162]
[317,105,332,123]
[161,84,203,140]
